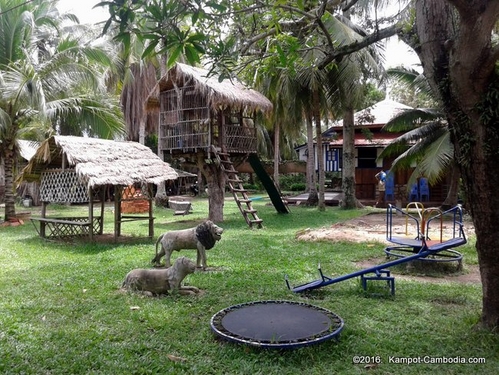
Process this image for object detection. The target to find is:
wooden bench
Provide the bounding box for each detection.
[30,217,99,238]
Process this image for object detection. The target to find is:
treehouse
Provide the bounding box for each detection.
[146,63,288,227]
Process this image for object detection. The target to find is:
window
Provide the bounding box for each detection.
[357,148,377,168]
[326,148,342,171]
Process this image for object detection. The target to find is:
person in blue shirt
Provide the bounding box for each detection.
[375,170,386,207]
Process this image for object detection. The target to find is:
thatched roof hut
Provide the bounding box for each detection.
[20,136,178,241]
[146,63,273,114]
[21,135,178,186]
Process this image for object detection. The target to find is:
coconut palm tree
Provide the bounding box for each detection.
[0,0,125,221]
[321,10,385,209]
[380,67,459,207]
[249,61,305,189]
[235,2,384,210]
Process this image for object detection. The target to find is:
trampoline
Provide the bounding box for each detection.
[210,300,344,349]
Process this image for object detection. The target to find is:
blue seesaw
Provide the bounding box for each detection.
[286,204,467,295]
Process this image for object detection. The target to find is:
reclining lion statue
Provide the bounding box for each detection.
[152,220,223,270]
[121,256,199,296]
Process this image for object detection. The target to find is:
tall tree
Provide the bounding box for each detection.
[231,1,383,209]
[0,0,125,221]
[310,0,499,330]
[320,9,385,209]
[245,41,305,191]
[98,0,231,221]
[410,0,499,329]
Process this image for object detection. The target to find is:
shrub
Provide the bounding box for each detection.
[279,174,306,191]
[290,183,306,191]
[243,183,259,191]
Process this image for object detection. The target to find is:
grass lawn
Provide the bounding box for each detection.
[1,196,497,374]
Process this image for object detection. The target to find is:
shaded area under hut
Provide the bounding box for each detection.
[18,136,178,241]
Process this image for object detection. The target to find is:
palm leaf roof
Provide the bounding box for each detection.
[20,136,178,187]
[146,63,273,113]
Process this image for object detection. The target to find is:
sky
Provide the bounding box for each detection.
[57,0,108,24]
[56,0,420,69]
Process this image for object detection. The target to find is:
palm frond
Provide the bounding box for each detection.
[413,131,453,183]
[387,67,434,99]
[383,108,443,131]
[381,121,447,158]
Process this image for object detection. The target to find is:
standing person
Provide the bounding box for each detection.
[375,170,386,207]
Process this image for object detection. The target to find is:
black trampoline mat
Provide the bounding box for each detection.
[211,300,344,348]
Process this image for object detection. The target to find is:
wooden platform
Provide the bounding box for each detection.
[285,192,343,206]
[285,192,444,208]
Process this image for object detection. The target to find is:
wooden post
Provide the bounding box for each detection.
[88,186,94,242]
[114,185,122,242]
[99,186,106,235]
[148,183,154,238]
[40,201,47,238]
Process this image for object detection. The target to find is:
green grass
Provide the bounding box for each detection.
[1,197,497,374]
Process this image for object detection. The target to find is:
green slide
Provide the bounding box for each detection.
[248,154,289,214]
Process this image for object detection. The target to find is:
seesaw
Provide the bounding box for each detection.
[286,204,467,295]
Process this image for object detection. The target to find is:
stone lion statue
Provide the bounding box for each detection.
[152,220,223,270]
[121,256,199,296]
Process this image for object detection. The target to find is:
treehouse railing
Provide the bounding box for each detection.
[159,123,257,153]
[159,122,210,151]
[224,124,257,153]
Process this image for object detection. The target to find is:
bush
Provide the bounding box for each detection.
[289,183,306,191]
[279,174,306,191]
[243,183,259,191]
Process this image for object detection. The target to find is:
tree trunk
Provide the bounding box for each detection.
[2,149,16,220]
[198,155,225,223]
[305,111,318,205]
[122,63,157,142]
[273,121,280,189]
[411,0,499,329]
[123,63,163,203]
[313,91,325,210]
[342,107,360,209]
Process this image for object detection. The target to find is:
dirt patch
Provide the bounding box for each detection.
[297,212,475,244]
[355,258,480,284]
[297,212,480,284]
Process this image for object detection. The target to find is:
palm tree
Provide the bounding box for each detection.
[380,67,459,207]
[250,62,305,189]
[322,10,385,209]
[235,3,384,210]
[296,66,331,209]
[0,0,125,221]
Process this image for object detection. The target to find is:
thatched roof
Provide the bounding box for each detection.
[20,136,178,187]
[146,63,273,113]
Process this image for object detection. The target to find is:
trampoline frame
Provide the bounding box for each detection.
[210,300,344,349]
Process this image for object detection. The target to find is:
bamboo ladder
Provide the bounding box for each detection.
[211,147,263,228]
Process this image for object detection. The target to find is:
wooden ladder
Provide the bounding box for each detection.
[211,148,263,228]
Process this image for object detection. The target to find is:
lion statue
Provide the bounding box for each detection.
[152,220,223,270]
[121,256,199,296]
